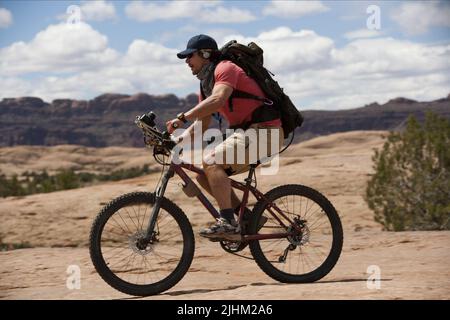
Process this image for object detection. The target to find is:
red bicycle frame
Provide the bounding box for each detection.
[144,159,299,242]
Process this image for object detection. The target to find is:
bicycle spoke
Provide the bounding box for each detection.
[143,253,163,282]
[309,244,328,262]
[110,250,136,273]
[110,215,130,235]
[307,211,327,230]
[259,238,284,252]
[255,191,336,278]
[132,205,142,231]
[140,204,150,231]
[102,245,130,259]
[98,202,187,287]
[90,192,196,296]
[116,211,134,234]
[143,254,160,284]
[123,207,140,232]
[103,227,127,238]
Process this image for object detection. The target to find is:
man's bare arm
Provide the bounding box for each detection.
[166,83,230,134]
[177,115,211,142]
[184,84,233,121]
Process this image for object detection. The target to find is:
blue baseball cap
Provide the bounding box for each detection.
[177,34,218,59]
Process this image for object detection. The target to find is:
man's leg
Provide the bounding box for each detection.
[203,163,232,210]
[198,162,240,237]
[196,173,241,209]
[198,131,250,237]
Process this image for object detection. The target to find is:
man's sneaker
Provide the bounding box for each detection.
[199,218,239,239]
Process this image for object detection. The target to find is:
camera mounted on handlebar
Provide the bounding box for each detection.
[135,111,177,164]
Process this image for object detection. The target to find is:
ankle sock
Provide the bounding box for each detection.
[220,208,235,222]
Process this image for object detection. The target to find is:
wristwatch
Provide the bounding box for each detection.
[176,112,188,124]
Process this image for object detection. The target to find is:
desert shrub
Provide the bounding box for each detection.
[0,165,155,197]
[0,173,26,197]
[365,112,450,231]
[0,233,33,251]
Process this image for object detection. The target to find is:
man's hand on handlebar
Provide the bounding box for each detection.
[166,118,184,134]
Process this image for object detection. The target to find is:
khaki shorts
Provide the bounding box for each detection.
[208,124,284,176]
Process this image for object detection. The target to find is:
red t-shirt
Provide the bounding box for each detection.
[200,60,282,127]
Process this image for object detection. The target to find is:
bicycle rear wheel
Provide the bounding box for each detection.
[89,192,195,296]
[248,184,343,283]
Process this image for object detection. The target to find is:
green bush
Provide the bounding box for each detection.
[365,112,450,231]
[0,173,26,197]
[0,233,33,251]
[0,165,155,197]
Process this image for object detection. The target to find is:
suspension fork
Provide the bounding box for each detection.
[144,166,174,240]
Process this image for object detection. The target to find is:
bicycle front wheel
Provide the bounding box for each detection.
[248,185,343,283]
[89,192,195,296]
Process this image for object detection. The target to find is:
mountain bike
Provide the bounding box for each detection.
[89,112,343,296]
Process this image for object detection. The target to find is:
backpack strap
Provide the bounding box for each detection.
[229,103,280,130]
[201,82,275,131]
[228,89,273,112]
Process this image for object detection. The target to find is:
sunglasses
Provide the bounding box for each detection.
[186,51,196,59]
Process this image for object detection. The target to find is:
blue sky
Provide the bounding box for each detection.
[1,0,449,110]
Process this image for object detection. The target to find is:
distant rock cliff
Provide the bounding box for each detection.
[296,94,450,142]
[0,93,198,147]
[0,92,448,147]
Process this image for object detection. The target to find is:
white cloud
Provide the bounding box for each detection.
[0,23,119,76]
[58,1,117,22]
[125,0,256,23]
[262,0,329,18]
[202,28,239,45]
[198,6,256,23]
[0,8,13,28]
[391,1,450,35]
[332,38,449,76]
[80,0,117,21]
[0,76,31,98]
[223,27,334,74]
[125,1,192,21]
[223,27,450,109]
[343,28,382,40]
[1,24,449,110]
[0,23,194,101]
[124,40,179,64]
[296,38,450,108]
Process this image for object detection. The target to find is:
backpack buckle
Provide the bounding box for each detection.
[264,98,274,106]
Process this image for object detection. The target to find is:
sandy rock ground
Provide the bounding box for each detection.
[1,131,449,300]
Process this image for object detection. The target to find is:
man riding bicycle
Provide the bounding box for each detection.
[166,34,283,238]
